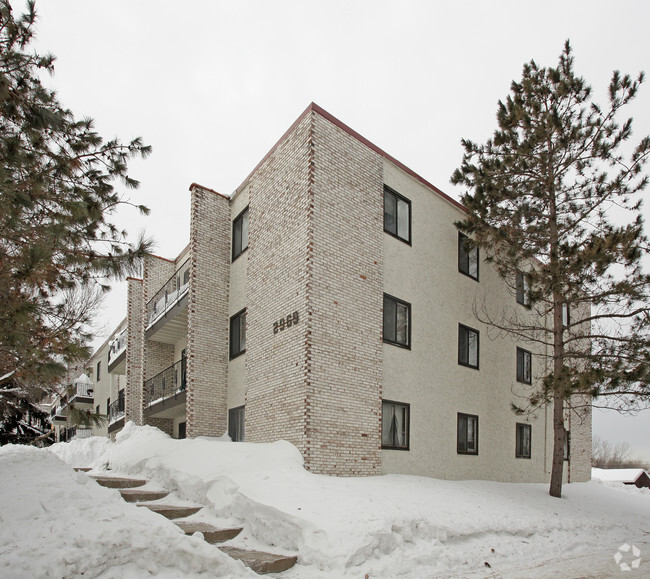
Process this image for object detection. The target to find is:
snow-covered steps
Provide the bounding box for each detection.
[175,521,242,544]
[137,504,202,519]
[220,547,298,575]
[119,488,169,503]
[90,475,147,489]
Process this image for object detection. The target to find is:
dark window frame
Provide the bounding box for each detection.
[228,405,245,442]
[383,293,411,349]
[381,399,410,451]
[232,206,250,262]
[383,185,412,245]
[458,324,480,369]
[516,347,532,384]
[516,270,531,307]
[229,308,247,360]
[516,423,532,459]
[562,303,570,328]
[96,361,101,381]
[457,412,479,455]
[458,232,479,281]
[564,430,570,461]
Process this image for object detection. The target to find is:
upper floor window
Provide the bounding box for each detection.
[516,423,532,458]
[232,206,249,261]
[96,361,101,381]
[516,270,531,306]
[458,232,479,280]
[230,308,247,359]
[457,413,479,455]
[564,430,570,460]
[516,347,532,384]
[382,400,410,450]
[562,303,570,328]
[383,294,411,348]
[458,324,479,369]
[384,186,411,244]
[229,405,245,442]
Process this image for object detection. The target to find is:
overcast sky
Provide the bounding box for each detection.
[18,0,650,459]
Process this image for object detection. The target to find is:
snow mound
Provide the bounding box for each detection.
[0,444,253,578]
[33,425,650,577]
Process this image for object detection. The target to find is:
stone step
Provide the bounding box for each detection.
[219,547,298,575]
[138,504,202,519]
[74,467,92,472]
[119,488,169,503]
[90,475,148,489]
[175,521,242,544]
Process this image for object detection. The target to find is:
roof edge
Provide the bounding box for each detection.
[234,102,465,212]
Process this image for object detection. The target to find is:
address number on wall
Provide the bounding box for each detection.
[273,311,299,334]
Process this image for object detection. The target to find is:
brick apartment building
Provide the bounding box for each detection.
[70,103,591,483]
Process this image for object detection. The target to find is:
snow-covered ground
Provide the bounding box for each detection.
[2,424,650,578]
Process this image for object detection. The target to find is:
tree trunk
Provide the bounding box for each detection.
[549,390,565,497]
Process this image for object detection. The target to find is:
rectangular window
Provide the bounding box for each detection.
[457,413,479,454]
[96,405,100,415]
[232,206,249,261]
[106,397,110,418]
[384,186,411,244]
[381,400,410,450]
[96,361,101,381]
[228,406,245,442]
[516,270,531,306]
[458,324,479,369]
[516,347,532,384]
[458,232,479,280]
[564,431,570,460]
[229,309,247,359]
[516,423,532,458]
[178,421,186,439]
[562,303,570,328]
[383,294,411,348]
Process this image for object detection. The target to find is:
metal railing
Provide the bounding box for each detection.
[145,259,190,329]
[70,380,93,400]
[108,393,125,425]
[60,426,92,442]
[108,328,127,366]
[144,359,186,408]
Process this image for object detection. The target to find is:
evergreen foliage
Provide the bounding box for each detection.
[0,373,52,445]
[451,42,650,497]
[0,0,151,414]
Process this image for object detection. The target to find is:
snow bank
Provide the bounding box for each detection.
[46,424,650,577]
[0,444,253,578]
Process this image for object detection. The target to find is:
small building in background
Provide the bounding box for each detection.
[592,468,650,489]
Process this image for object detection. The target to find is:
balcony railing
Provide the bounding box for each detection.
[144,359,186,408]
[108,393,125,425]
[146,259,190,329]
[69,380,93,401]
[108,328,127,366]
[59,426,91,442]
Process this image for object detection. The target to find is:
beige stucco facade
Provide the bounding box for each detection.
[84,103,591,483]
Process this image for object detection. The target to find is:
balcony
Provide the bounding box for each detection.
[52,405,67,424]
[143,359,186,420]
[59,426,92,442]
[68,376,94,406]
[108,391,125,434]
[108,328,127,374]
[145,259,189,343]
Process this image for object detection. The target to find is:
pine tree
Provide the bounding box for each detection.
[451,41,650,497]
[0,1,151,412]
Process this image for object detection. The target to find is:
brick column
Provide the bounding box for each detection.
[186,185,230,437]
[125,277,144,425]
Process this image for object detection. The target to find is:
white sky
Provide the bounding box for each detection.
[17,0,650,459]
